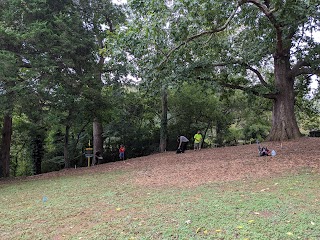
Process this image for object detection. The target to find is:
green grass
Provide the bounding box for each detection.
[0,170,319,240]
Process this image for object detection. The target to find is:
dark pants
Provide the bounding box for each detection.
[180,142,188,153]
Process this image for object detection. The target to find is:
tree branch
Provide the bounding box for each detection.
[241,0,279,28]
[221,82,277,99]
[290,60,309,77]
[241,62,269,87]
[157,3,241,69]
[205,61,269,87]
[293,67,320,77]
[290,60,320,78]
[195,61,275,98]
[241,0,284,54]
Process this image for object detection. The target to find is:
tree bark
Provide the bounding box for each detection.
[93,118,103,165]
[216,120,224,147]
[159,85,168,152]
[64,125,70,168]
[267,54,302,141]
[0,114,12,178]
[32,134,44,175]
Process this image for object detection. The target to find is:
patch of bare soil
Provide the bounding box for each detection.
[3,137,320,187]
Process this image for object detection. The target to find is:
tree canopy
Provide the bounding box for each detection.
[1,0,319,177]
[122,0,320,141]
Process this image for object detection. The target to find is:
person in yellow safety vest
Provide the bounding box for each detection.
[193,130,203,151]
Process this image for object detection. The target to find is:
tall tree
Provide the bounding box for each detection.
[126,0,320,141]
[159,84,168,152]
[76,0,126,159]
[117,1,185,151]
[0,0,31,177]
[0,0,98,173]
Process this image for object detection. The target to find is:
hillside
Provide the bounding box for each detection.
[14,137,320,188]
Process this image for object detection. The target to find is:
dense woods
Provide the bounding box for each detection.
[1,0,319,177]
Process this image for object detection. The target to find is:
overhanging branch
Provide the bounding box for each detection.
[241,0,279,28]
[157,3,241,69]
[221,82,277,99]
[241,0,284,54]
[207,61,269,88]
[241,62,269,87]
[290,60,320,78]
[293,67,320,77]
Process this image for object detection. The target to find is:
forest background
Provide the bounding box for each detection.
[0,0,319,177]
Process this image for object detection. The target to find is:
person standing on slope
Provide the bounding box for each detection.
[193,130,203,151]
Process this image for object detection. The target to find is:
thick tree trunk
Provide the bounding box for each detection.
[92,35,105,164]
[32,134,44,175]
[216,120,225,147]
[0,114,12,178]
[267,55,302,141]
[268,94,301,141]
[93,118,103,165]
[159,85,168,152]
[203,121,212,148]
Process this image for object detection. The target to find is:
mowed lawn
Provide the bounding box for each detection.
[1,142,320,240]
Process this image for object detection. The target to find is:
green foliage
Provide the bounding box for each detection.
[240,95,272,142]
[297,96,320,133]
[124,0,320,142]
[102,86,160,159]
[14,158,34,176]
[243,123,270,142]
[41,156,64,173]
[167,83,218,146]
[165,82,273,147]
[224,125,244,145]
[1,0,320,176]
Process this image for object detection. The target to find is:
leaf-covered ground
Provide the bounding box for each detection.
[19,137,320,187]
[1,137,320,240]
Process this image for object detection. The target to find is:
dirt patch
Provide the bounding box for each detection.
[2,137,320,187]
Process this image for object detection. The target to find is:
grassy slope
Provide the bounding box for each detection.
[0,142,320,240]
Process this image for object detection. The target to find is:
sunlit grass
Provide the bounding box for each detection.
[0,169,319,239]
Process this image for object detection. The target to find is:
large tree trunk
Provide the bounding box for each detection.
[93,118,103,165]
[92,31,105,164]
[32,134,44,175]
[215,120,225,147]
[267,54,302,141]
[0,114,12,178]
[159,85,168,152]
[268,93,301,141]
